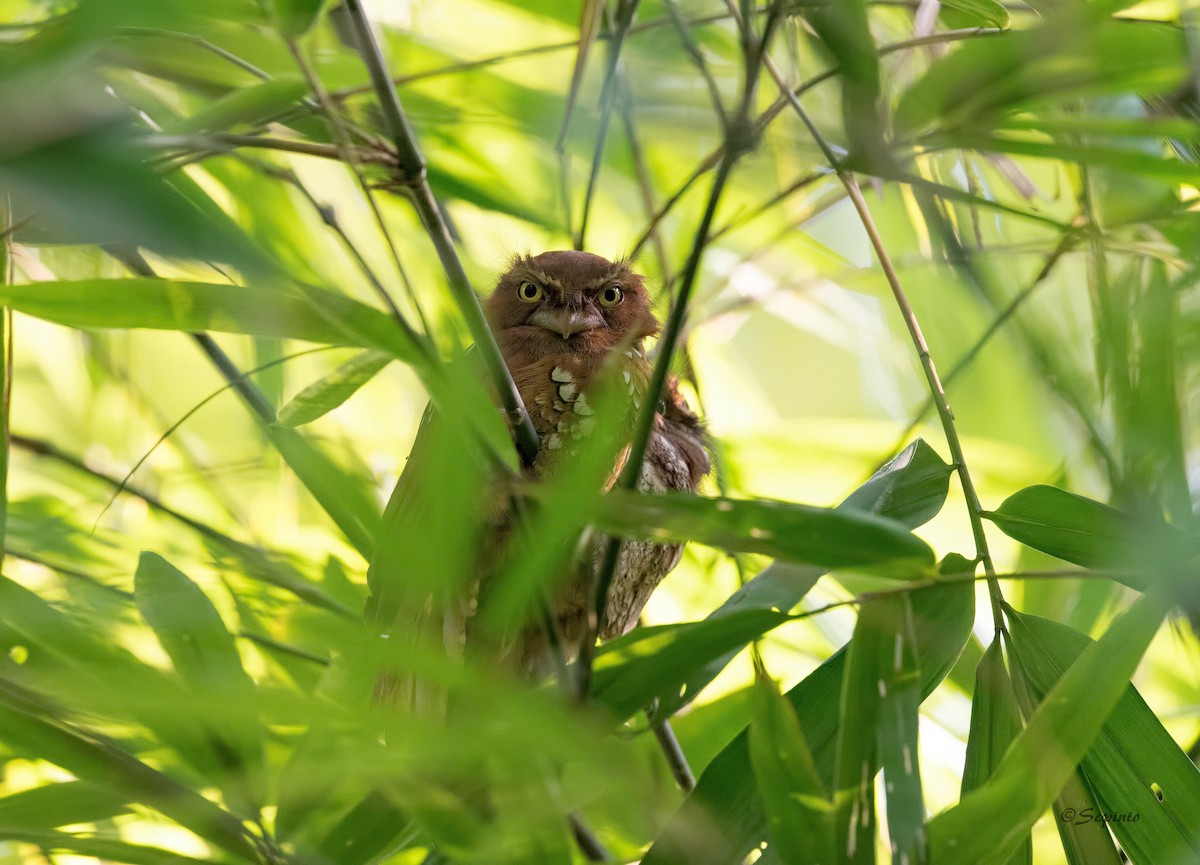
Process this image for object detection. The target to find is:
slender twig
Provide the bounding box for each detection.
[340,0,539,465]
[94,346,336,529]
[579,2,786,698]
[116,27,272,80]
[238,631,331,666]
[144,132,394,164]
[576,0,642,251]
[663,0,727,119]
[753,34,1008,626]
[870,228,1080,475]
[629,26,1001,259]
[568,814,612,863]
[652,718,696,792]
[286,39,431,339]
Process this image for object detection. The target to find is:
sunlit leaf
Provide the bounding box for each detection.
[275,349,391,427]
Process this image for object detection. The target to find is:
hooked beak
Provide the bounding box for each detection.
[529,307,605,339]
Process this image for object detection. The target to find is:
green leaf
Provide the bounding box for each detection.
[169,77,308,133]
[1049,772,1125,865]
[941,0,1010,28]
[134,552,264,812]
[960,639,1030,865]
[986,485,1195,585]
[590,608,791,720]
[642,440,952,720]
[801,0,888,169]
[641,582,974,865]
[275,349,391,428]
[833,595,927,865]
[1007,610,1200,865]
[0,278,419,363]
[895,20,1186,136]
[0,829,217,865]
[0,781,129,829]
[749,676,835,865]
[272,0,330,38]
[0,126,269,272]
[926,592,1172,864]
[0,678,258,863]
[594,491,935,576]
[841,439,954,529]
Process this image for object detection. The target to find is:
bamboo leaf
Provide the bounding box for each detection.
[272,0,330,38]
[0,782,129,829]
[895,20,1186,135]
[1007,609,1200,865]
[833,595,927,865]
[0,278,419,363]
[941,0,1010,28]
[169,77,309,134]
[0,829,218,865]
[641,582,974,865]
[926,592,1172,864]
[960,639,1030,865]
[0,678,258,863]
[594,491,935,576]
[749,676,835,865]
[274,349,391,428]
[134,552,264,811]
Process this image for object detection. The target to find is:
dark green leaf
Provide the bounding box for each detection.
[1008,610,1200,865]
[941,0,1010,28]
[926,592,1171,864]
[169,77,308,133]
[594,491,935,576]
[642,582,974,865]
[749,676,835,865]
[272,0,329,38]
[0,829,217,865]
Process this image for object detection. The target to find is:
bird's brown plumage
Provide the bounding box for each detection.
[370,251,710,691]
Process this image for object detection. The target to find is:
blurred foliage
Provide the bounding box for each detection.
[0,0,1199,864]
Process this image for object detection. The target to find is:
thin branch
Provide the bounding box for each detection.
[93,346,336,529]
[652,718,696,792]
[340,0,539,465]
[285,39,431,339]
[144,132,395,164]
[754,38,1008,626]
[1,194,12,563]
[116,27,272,81]
[579,2,786,698]
[576,0,643,251]
[618,77,672,284]
[662,0,728,119]
[870,228,1080,475]
[629,26,1001,260]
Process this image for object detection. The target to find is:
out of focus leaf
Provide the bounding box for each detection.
[594,491,935,576]
[272,0,330,38]
[0,678,258,862]
[0,278,420,363]
[895,20,1186,135]
[641,582,973,865]
[275,349,391,428]
[134,552,264,812]
[1008,610,1200,864]
[0,829,217,865]
[0,127,269,271]
[926,592,1171,864]
[0,781,129,829]
[941,0,1010,28]
[749,676,835,865]
[169,77,308,133]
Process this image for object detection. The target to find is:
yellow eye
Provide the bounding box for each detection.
[599,284,624,307]
[517,281,543,303]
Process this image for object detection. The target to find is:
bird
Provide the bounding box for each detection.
[368,250,710,698]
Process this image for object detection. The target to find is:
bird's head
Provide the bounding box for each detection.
[485,251,659,354]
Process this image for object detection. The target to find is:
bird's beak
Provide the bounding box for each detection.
[530,307,605,339]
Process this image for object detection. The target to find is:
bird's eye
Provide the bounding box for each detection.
[599,284,624,307]
[517,281,543,303]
